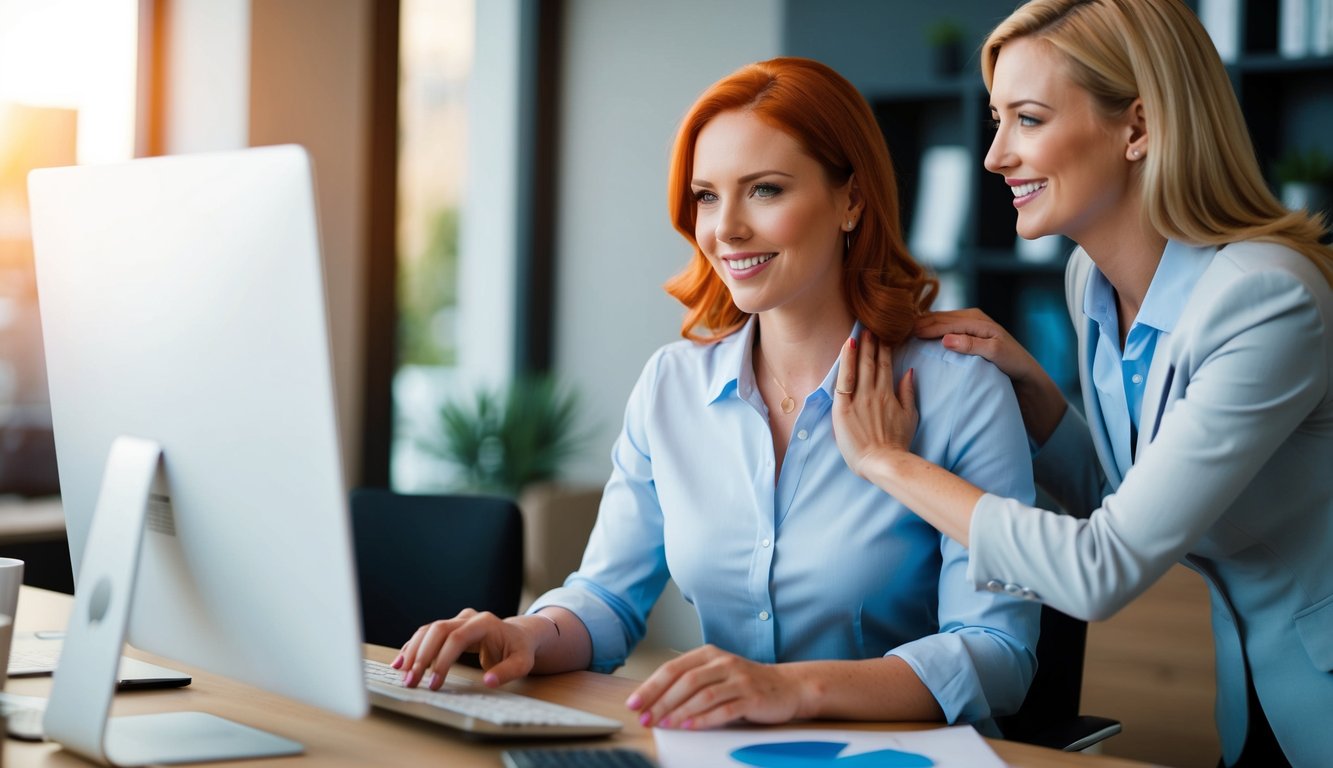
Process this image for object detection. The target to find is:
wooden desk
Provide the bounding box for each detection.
[3,588,1163,767]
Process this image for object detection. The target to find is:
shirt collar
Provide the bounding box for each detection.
[1083,239,1215,334]
[1135,240,1214,334]
[705,316,862,406]
[705,317,757,405]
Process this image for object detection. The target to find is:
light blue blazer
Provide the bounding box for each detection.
[967,241,1333,765]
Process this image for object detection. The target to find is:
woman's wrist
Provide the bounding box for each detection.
[1012,372,1067,447]
[779,663,827,721]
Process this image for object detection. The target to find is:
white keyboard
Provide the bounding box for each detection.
[362,659,622,738]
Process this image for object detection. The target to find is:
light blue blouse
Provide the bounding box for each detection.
[1084,240,1213,477]
[530,318,1041,723]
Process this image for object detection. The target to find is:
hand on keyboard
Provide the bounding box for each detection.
[393,607,577,692]
[363,659,622,737]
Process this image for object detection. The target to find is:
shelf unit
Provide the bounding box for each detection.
[788,1,1333,400]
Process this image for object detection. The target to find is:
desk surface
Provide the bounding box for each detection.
[4,587,1163,767]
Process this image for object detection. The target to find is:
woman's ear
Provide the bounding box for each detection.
[845,174,866,227]
[1125,98,1149,161]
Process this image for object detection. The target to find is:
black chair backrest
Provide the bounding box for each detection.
[350,488,524,648]
[997,605,1090,741]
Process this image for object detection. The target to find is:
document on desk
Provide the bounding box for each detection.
[653,724,1004,767]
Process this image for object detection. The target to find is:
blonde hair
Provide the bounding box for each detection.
[982,0,1333,283]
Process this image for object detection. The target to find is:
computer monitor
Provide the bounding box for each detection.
[27,145,368,765]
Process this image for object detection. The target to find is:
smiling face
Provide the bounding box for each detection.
[690,109,860,318]
[984,37,1141,246]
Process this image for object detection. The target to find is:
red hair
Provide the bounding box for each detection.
[664,57,937,343]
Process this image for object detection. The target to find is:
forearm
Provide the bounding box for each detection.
[1011,368,1067,447]
[858,450,984,546]
[780,656,943,722]
[513,607,593,674]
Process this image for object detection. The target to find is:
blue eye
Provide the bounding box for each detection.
[693,189,718,204]
[1018,114,1041,127]
[751,183,782,198]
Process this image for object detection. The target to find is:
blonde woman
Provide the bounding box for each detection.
[833,1,1332,766]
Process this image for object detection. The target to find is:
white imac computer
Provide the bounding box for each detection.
[27,145,368,765]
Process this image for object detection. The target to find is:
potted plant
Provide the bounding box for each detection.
[1274,147,1333,217]
[422,374,587,497]
[421,375,600,604]
[926,18,966,78]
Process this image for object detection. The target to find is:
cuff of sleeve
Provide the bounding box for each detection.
[965,493,1013,590]
[528,587,628,674]
[888,635,987,723]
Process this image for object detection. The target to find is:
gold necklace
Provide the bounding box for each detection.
[762,359,797,415]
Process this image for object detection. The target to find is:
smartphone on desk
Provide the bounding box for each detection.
[501,747,659,768]
[7,630,192,690]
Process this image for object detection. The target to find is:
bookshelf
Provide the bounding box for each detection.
[785,0,1333,401]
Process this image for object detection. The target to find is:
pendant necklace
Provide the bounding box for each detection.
[764,361,797,415]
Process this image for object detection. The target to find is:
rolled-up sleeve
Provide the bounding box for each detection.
[527,351,671,673]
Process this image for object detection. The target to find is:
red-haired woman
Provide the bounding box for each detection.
[396,58,1040,733]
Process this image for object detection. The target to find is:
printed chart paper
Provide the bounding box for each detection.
[654,725,1006,768]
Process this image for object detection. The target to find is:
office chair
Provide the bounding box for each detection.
[350,488,524,648]
[997,605,1123,752]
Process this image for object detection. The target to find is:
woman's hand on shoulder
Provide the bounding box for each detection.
[625,645,815,730]
[394,608,548,690]
[915,309,1066,445]
[831,331,918,478]
[914,308,1041,381]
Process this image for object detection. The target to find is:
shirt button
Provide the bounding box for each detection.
[985,580,1004,593]
[1004,583,1023,596]
[796,429,809,440]
[1131,374,1144,385]
[761,538,771,548]
[1020,588,1040,601]
[758,611,770,621]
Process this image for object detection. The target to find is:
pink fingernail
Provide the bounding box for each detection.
[390,655,403,669]
[403,670,417,687]
[425,672,439,689]
[639,712,652,726]
[626,694,642,710]
[483,672,499,687]
[682,718,694,730]
[850,337,858,350]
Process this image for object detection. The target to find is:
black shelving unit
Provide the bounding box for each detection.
[786,0,1333,401]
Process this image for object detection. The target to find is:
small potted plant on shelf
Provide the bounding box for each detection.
[1274,147,1333,218]
[926,18,966,78]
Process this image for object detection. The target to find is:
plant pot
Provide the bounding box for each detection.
[932,41,962,78]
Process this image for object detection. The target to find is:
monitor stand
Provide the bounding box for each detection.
[41,436,303,766]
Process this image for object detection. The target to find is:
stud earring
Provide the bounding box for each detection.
[1130,149,1141,159]
[845,220,855,231]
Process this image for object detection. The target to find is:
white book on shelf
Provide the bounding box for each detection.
[908,145,971,268]
[1198,0,1240,62]
[1313,0,1333,55]
[1280,0,1310,57]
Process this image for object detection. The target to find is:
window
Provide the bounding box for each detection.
[391,0,475,490]
[0,0,138,497]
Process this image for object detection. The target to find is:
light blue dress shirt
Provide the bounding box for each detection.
[1084,240,1213,477]
[530,318,1041,724]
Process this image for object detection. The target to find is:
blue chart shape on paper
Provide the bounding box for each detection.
[729,740,934,768]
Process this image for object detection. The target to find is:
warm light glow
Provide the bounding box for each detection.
[0,0,138,163]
